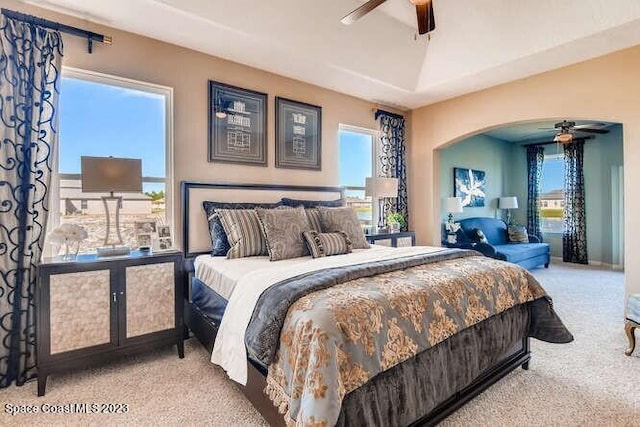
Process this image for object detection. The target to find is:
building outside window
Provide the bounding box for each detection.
[338,125,376,230]
[540,154,564,233]
[49,69,172,254]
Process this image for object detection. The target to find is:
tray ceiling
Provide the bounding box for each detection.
[27,0,640,109]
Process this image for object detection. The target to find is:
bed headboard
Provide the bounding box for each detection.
[181,181,344,258]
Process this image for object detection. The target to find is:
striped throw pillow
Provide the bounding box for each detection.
[216,208,267,259]
[305,209,323,232]
[302,231,352,258]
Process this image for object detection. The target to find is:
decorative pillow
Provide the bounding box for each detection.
[281,197,345,208]
[302,231,352,258]
[203,201,281,256]
[256,206,312,261]
[216,208,268,259]
[508,225,529,243]
[318,207,369,249]
[475,229,489,244]
[305,209,323,232]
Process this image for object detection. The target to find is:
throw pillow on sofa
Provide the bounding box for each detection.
[507,225,529,243]
[475,229,489,244]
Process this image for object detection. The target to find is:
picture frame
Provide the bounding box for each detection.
[134,220,173,250]
[454,167,486,207]
[275,96,321,170]
[208,80,268,166]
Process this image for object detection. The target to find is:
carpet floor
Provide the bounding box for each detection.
[1,262,638,426]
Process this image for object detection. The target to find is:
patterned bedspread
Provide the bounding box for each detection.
[259,253,571,426]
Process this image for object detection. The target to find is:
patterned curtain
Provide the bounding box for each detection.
[376,111,408,230]
[563,140,588,264]
[526,146,544,241]
[0,16,63,388]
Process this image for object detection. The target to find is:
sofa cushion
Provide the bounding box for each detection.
[494,243,550,264]
[459,217,509,245]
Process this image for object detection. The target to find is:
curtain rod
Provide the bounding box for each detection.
[522,135,593,148]
[1,8,112,53]
[374,109,405,120]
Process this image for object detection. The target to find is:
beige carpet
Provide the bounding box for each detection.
[1,262,638,426]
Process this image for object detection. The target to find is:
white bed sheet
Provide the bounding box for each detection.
[209,245,447,385]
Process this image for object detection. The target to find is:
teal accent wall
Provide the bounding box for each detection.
[439,135,513,223]
[441,125,624,265]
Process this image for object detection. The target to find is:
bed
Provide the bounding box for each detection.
[181,181,573,426]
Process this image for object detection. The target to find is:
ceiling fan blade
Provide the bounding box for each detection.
[341,0,388,25]
[416,1,435,35]
[573,128,610,134]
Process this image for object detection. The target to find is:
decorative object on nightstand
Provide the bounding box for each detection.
[386,212,406,233]
[81,156,143,257]
[47,223,88,260]
[365,176,398,233]
[445,197,463,244]
[625,294,639,356]
[366,231,415,247]
[36,250,184,396]
[499,196,519,225]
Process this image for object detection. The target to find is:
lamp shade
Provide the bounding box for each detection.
[499,196,518,209]
[445,197,463,213]
[81,156,143,193]
[365,177,398,198]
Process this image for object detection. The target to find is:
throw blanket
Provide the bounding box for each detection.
[260,254,570,426]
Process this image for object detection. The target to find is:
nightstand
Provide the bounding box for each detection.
[366,231,416,247]
[36,250,184,396]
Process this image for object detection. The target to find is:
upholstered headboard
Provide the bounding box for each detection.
[180,181,344,258]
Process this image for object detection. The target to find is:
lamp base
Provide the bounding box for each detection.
[97,246,131,257]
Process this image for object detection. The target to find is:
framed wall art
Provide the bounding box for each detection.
[208,80,268,166]
[275,97,321,170]
[454,167,486,207]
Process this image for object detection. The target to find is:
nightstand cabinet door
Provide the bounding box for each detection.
[125,262,176,338]
[47,268,117,354]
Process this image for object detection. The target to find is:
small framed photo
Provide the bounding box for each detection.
[158,237,173,250]
[275,97,321,170]
[136,233,152,248]
[208,80,268,166]
[134,220,157,235]
[158,225,171,238]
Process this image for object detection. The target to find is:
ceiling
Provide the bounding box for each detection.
[26,0,640,109]
[482,120,617,143]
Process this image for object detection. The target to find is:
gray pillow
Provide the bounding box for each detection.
[318,207,370,249]
[305,209,323,232]
[216,208,267,259]
[508,225,529,243]
[256,206,311,261]
[280,197,345,208]
[302,231,352,258]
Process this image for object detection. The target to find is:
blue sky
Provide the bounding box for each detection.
[59,77,166,192]
[339,130,372,187]
[542,157,564,193]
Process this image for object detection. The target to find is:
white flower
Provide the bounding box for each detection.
[48,223,88,244]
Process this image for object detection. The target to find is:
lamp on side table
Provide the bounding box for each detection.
[365,177,399,233]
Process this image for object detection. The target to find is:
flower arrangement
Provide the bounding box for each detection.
[444,221,461,235]
[48,223,88,259]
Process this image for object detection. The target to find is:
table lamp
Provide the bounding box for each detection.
[81,156,142,256]
[365,177,398,232]
[499,196,518,225]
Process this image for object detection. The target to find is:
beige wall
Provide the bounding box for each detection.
[411,45,639,297]
[1,0,407,248]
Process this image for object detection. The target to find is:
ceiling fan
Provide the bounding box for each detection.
[341,0,435,35]
[542,120,610,143]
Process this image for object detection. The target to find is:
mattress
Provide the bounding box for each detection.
[194,245,393,299]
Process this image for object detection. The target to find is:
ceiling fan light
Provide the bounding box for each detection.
[555,132,573,143]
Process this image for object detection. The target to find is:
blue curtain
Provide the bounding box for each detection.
[563,140,588,264]
[376,112,408,230]
[526,146,544,241]
[0,16,63,388]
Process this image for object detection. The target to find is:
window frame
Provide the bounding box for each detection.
[540,153,564,234]
[338,124,379,227]
[48,67,174,251]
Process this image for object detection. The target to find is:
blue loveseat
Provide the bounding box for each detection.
[449,217,550,270]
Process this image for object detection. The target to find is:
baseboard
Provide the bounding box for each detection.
[550,256,624,270]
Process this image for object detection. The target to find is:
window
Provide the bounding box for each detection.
[540,154,564,233]
[338,125,376,229]
[49,69,173,254]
